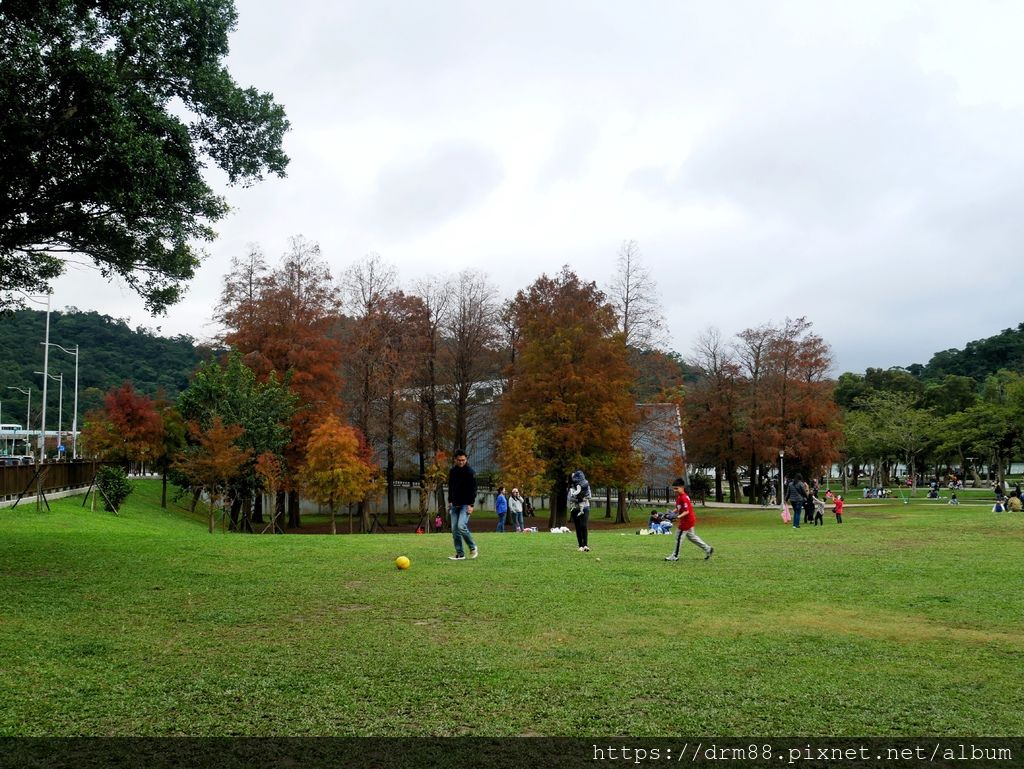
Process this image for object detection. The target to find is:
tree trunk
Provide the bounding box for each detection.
[550,474,568,528]
[287,490,301,528]
[714,466,724,503]
[748,452,758,505]
[615,488,629,524]
[229,497,242,531]
[252,493,264,524]
[726,459,739,503]
[605,486,612,518]
[967,458,981,487]
[386,404,396,526]
[161,469,168,509]
[241,495,253,533]
[276,490,287,533]
[330,503,337,535]
[454,384,470,456]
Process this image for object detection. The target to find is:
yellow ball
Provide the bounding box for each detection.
[395,555,411,570]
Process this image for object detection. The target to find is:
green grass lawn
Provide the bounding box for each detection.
[1,481,1022,736]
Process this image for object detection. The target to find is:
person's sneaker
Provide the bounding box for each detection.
[470,548,479,559]
[664,554,678,561]
[582,546,590,552]
[704,547,714,560]
[448,554,465,561]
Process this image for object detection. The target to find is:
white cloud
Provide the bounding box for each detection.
[48,0,1024,372]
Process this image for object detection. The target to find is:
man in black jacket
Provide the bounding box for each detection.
[447,449,478,560]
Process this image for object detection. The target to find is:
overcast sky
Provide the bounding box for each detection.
[52,0,1024,374]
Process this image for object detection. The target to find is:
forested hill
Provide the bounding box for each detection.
[906,322,1024,381]
[0,308,214,419]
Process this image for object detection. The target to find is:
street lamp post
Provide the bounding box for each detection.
[6,386,32,456]
[779,450,786,517]
[44,342,79,458]
[21,293,52,461]
[35,371,63,459]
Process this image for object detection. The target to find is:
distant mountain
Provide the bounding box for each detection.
[0,308,215,424]
[906,322,1024,382]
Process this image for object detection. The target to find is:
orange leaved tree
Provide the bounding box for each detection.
[499,424,548,499]
[501,267,639,526]
[299,415,377,534]
[176,418,252,534]
[254,451,284,534]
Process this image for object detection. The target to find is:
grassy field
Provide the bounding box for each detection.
[1,481,1022,736]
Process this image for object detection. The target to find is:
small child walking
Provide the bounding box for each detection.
[811,495,825,526]
[665,478,713,561]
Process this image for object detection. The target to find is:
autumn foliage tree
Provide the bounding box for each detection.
[177,351,295,531]
[686,319,842,502]
[501,267,639,526]
[498,425,548,499]
[372,290,429,525]
[176,418,252,534]
[254,451,285,533]
[218,236,344,527]
[419,450,450,527]
[80,382,164,470]
[685,328,744,502]
[299,415,377,534]
[764,317,842,480]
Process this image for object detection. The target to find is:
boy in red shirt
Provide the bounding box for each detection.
[833,494,844,523]
[665,478,714,561]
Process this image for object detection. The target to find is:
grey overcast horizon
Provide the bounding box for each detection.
[50,0,1024,375]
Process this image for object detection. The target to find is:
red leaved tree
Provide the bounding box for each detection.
[80,383,164,471]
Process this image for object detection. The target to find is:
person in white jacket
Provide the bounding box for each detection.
[508,488,525,532]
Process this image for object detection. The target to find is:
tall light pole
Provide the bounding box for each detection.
[44,342,79,459]
[22,293,52,461]
[7,386,32,456]
[779,449,785,516]
[35,371,64,459]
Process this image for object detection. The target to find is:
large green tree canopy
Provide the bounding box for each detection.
[0,0,289,312]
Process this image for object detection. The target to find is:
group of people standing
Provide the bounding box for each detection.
[444,453,714,561]
[785,473,843,527]
[493,486,529,532]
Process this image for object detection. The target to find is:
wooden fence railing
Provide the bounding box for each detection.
[0,461,121,502]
